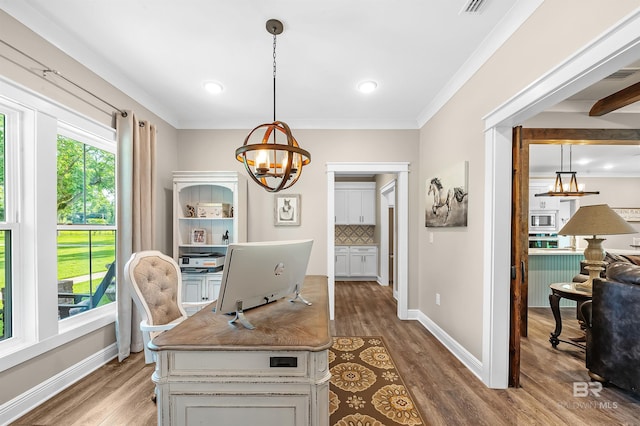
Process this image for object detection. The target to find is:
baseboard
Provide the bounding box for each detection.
[0,343,118,424]
[376,276,388,286]
[335,276,378,282]
[408,309,483,382]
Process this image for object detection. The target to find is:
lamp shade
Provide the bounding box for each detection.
[558,204,637,237]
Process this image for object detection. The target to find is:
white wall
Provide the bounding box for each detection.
[570,177,640,249]
[176,129,420,292]
[418,1,640,360]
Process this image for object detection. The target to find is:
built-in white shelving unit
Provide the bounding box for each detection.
[173,171,247,313]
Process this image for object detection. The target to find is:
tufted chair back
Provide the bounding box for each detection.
[125,250,188,363]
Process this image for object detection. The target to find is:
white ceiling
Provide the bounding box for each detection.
[2,1,639,176]
[0,0,537,129]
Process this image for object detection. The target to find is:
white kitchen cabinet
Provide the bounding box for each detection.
[349,246,378,277]
[529,182,560,211]
[335,182,376,225]
[334,246,349,277]
[334,189,349,224]
[173,171,246,313]
[335,245,377,278]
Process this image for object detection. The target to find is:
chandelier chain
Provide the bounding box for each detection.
[569,145,573,172]
[272,32,277,122]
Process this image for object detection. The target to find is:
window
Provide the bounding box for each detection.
[0,77,117,368]
[0,112,10,341]
[57,133,116,319]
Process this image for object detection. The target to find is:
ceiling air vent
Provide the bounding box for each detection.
[461,0,487,14]
[605,68,640,80]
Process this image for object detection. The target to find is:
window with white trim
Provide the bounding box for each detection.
[56,128,116,319]
[0,111,11,341]
[0,78,117,367]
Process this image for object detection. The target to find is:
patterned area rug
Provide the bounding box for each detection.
[329,336,425,426]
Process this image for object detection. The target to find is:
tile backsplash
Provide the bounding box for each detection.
[335,225,375,245]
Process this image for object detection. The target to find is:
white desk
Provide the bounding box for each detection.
[149,275,332,426]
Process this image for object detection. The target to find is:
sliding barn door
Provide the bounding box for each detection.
[510,126,529,387]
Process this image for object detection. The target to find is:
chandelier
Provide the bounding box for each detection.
[235,19,311,192]
[535,145,599,197]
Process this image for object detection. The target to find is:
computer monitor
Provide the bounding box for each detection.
[214,239,313,329]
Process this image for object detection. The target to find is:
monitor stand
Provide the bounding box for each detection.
[289,284,312,306]
[229,300,255,330]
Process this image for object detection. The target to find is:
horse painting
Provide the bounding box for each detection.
[427,177,468,225]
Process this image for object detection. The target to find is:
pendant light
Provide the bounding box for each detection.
[535,145,599,197]
[235,19,311,193]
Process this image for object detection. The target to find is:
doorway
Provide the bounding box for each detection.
[326,162,409,321]
[482,13,640,388]
[510,129,640,387]
[380,179,397,299]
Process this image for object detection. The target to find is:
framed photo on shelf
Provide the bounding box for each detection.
[191,228,207,245]
[274,194,300,226]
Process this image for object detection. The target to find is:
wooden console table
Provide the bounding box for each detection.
[548,282,592,349]
[149,275,332,426]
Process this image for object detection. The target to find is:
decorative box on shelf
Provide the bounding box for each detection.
[197,202,232,218]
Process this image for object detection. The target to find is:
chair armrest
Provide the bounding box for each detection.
[580,300,593,329]
[139,320,177,334]
[182,301,212,309]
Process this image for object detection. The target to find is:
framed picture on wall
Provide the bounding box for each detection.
[274,194,300,226]
[425,161,469,227]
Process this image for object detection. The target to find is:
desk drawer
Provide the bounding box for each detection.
[169,350,320,378]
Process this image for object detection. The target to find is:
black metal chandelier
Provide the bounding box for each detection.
[535,145,599,197]
[235,19,311,193]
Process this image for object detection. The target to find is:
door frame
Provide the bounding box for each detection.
[482,10,640,388]
[379,179,397,291]
[379,179,396,285]
[326,162,409,321]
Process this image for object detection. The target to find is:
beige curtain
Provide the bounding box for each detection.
[115,111,156,361]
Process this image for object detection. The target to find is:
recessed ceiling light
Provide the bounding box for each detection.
[203,81,224,94]
[357,80,378,93]
[576,158,591,165]
[603,163,614,170]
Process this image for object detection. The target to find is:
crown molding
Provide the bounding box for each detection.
[416,0,544,128]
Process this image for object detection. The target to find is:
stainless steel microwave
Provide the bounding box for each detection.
[529,211,558,232]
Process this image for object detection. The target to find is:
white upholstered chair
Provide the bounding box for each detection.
[124,250,207,364]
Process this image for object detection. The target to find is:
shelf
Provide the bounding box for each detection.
[178,217,233,221]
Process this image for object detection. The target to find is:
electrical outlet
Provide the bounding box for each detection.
[429,232,434,243]
[436,293,441,306]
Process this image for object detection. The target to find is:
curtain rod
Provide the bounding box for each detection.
[0,39,128,118]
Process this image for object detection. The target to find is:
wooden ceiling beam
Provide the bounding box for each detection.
[589,80,640,116]
[521,128,640,143]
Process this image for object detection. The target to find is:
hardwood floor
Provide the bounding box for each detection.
[12,280,640,425]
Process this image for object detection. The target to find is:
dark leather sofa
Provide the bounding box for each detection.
[573,252,640,283]
[581,262,640,394]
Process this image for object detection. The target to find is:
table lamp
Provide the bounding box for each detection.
[558,204,637,291]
